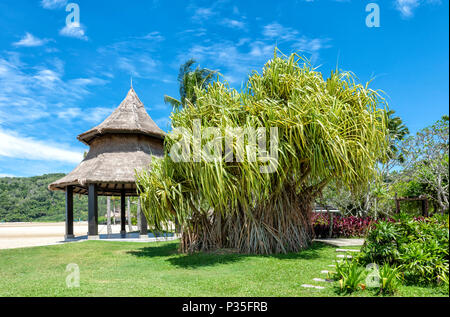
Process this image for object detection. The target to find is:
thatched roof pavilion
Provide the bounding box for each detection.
[49,86,165,240]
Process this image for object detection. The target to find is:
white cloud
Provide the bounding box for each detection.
[263,22,304,42]
[177,28,208,38]
[192,7,216,21]
[180,22,330,85]
[0,129,83,163]
[248,41,276,58]
[33,69,60,87]
[40,0,67,9]
[57,107,82,120]
[117,57,138,76]
[263,22,330,55]
[13,33,50,47]
[97,34,163,78]
[0,54,108,124]
[263,22,294,40]
[395,0,420,17]
[221,18,246,30]
[57,106,113,123]
[155,117,170,130]
[394,0,441,18]
[59,23,88,41]
[88,107,114,123]
[189,1,233,23]
[183,41,269,84]
[138,32,165,41]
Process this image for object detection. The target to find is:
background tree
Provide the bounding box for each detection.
[137,52,388,254]
[163,59,217,109]
[360,110,410,216]
[0,174,99,222]
[317,110,409,217]
[401,116,449,214]
[383,110,410,174]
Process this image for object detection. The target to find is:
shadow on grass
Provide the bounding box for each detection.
[127,243,179,258]
[128,241,330,268]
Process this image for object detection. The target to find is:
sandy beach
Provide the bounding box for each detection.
[0,222,138,250]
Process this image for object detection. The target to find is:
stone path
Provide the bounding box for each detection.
[301,244,362,291]
[312,278,333,283]
[336,248,360,252]
[313,238,364,247]
[301,284,325,289]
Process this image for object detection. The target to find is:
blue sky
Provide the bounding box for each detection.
[0,0,448,177]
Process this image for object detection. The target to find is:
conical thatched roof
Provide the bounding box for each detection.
[78,87,165,145]
[48,87,165,196]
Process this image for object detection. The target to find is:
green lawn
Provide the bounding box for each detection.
[0,240,445,297]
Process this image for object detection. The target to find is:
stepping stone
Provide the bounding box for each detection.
[301,284,325,289]
[336,254,352,259]
[313,238,364,247]
[313,278,333,283]
[320,270,330,274]
[336,249,360,252]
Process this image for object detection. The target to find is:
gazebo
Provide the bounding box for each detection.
[49,86,165,240]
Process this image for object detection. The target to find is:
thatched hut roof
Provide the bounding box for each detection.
[48,87,165,196]
[78,87,165,145]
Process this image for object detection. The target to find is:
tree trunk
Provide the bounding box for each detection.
[137,198,141,231]
[127,197,133,232]
[180,184,314,254]
[112,199,116,225]
[107,196,112,235]
[374,198,378,220]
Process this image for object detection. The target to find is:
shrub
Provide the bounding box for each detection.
[359,220,401,264]
[438,271,449,295]
[378,264,401,295]
[332,260,402,295]
[312,214,377,238]
[98,216,107,224]
[332,260,366,293]
[358,214,449,285]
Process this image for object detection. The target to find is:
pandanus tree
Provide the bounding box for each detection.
[137,51,388,254]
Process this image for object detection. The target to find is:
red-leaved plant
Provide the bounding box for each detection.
[312,214,384,238]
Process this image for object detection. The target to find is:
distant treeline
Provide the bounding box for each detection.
[0,174,107,222]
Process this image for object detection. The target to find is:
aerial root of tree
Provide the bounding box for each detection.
[180,186,313,254]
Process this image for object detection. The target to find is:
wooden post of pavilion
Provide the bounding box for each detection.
[65,185,74,240]
[120,188,126,237]
[88,184,99,239]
